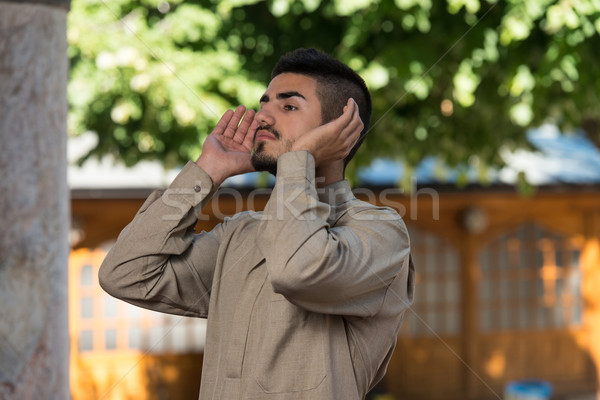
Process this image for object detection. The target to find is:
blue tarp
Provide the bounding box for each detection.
[357,125,600,187]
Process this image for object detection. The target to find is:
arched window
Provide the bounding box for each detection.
[478,223,583,331]
[399,227,461,337]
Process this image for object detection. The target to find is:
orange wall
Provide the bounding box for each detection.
[71,352,203,400]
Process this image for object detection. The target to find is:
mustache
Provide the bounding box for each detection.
[254,125,281,140]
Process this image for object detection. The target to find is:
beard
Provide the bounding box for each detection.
[250,125,284,176]
[251,141,278,176]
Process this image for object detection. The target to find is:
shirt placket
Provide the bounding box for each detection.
[224,262,267,380]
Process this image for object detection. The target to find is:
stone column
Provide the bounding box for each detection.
[0,1,70,398]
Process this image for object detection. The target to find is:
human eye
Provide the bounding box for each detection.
[283,104,298,111]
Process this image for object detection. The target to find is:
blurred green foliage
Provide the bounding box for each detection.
[68,0,600,181]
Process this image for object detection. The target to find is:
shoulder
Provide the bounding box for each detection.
[337,199,410,242]
[346,198,406,225]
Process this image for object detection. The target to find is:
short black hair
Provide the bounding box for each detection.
[271,48,372,167]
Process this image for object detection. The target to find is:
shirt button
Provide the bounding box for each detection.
[193,185,201,193]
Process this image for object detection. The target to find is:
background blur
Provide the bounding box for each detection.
[2,0,600,399]
[66,1,600,399]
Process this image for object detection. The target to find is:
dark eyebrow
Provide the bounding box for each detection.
[277,91,306,100]
[259,91,306,103]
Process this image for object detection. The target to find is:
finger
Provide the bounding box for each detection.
[345,97,356,114]
[343,98,359,125]
[349,120,363,146]
[243,119,258,150]
[233,109,255,144]
[349,98,359,120]
[341,113,363,150]
[347,100,362,132]
[340,101,361,137]
[349,122,362,145]
[223,105,246,138]
[342,99,350,113]
[212,109,234,136]
[327,97,355,129]
[341,124,361,156]
[342,127,360,152]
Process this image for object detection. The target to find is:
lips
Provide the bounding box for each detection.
[255,130,276,141]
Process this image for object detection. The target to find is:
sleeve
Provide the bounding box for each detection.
[98,161,224,318]
[256,151,411,317]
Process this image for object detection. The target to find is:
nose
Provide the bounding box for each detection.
[255,106,274,127]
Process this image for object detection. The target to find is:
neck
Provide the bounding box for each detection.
[315,160,344,188]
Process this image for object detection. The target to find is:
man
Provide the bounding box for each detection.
[99,48,414,400]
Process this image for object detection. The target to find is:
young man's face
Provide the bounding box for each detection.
[251,73,323,175]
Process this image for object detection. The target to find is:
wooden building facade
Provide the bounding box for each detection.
[69,183,600,400]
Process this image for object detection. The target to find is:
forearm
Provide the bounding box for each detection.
[99,161,220,316]
[256,151,410,316]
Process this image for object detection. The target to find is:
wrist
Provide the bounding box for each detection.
[276,151,316,182]
[290,143,316,162]
[195,157,225,186]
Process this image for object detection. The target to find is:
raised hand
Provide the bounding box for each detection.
[196,105,257,185]
[291,98,363,166]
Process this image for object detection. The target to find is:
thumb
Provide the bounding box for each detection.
[328,98,355,129]
[342,97,354,114]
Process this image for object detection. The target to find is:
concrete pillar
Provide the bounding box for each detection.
[0,1,69,398]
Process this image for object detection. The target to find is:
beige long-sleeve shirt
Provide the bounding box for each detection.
[99,151,414,400]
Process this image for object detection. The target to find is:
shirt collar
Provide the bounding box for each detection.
[317,180,355,205]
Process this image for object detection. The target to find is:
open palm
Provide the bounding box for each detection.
[196,105,257,185]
